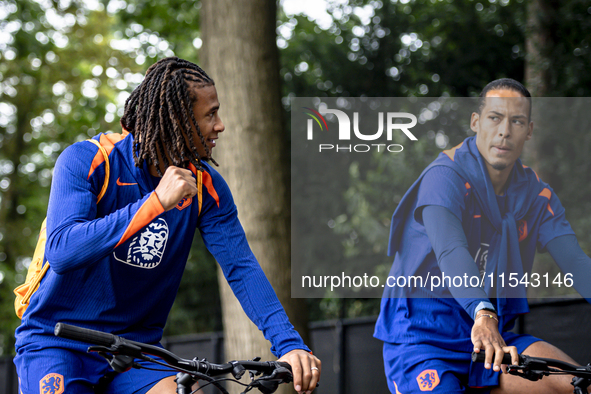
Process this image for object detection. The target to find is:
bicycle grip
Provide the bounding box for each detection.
[276,361,292,372]
[54,323,117,347]
[471,351,513,365]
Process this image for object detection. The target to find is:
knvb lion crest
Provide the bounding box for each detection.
[114,218,169,269]
[176,196,192,211]
[416,369,440,391]
[40,373,64,394]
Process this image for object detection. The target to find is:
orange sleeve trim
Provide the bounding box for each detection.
[522,164,540,182]
[538,188,552,200]
[202,171,220,207]
[115,192,165,248]
[87,133,128,179]
[538,188,554,216]
[443,141,464,161]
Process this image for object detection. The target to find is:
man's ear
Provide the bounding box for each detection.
[470,112,480,133]
[526,121,534,141]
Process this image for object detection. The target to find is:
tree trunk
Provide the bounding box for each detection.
[525,0,553,97]
[200,1,309,393]
[524,0,558,182]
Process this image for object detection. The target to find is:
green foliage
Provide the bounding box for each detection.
[279,0,527,99]
[0,0,217,356]
[116,0,202,61]
[542,0,591,96]
[0,0,133,354]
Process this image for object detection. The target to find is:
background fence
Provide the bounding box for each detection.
[2,299,590,394]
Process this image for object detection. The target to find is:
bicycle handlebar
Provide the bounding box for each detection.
[471,350,587,373]
[55,322,117,347]
[54,322,292,378]
[55,322,184,367]
[471,351,515,365]
[471,350,591,393]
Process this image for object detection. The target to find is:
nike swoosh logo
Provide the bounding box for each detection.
[117,177,138,186]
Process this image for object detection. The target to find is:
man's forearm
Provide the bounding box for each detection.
[422,205,495,318]
[546,234,591,301]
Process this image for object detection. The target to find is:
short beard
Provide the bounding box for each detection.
[490,162,509,171]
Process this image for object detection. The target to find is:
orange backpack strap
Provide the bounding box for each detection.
[13,219,50,318]
[13,139,110,318]
[87,138,110,203]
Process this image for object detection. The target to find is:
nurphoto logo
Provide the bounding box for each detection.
[303,106,418,153]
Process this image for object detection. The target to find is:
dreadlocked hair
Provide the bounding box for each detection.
[121,57,218,175]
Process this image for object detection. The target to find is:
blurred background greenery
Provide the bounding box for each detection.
[0,0,590,357]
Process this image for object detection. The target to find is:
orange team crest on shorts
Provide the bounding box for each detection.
[40,373,64,394]
[416,369,440,391]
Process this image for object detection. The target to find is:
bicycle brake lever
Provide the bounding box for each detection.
[507,365,548,382]
[244,364,294,394]
[250,379,279,394]
[87,338,143,357]
[87,345,142,373]
[109,355,136,373]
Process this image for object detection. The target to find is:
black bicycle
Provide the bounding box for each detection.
[54,323,293,394]
[472,351,591,394]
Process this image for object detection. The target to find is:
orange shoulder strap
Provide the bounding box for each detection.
[87,139,110,203]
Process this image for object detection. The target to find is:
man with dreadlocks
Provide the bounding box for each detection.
[14,57,320,394]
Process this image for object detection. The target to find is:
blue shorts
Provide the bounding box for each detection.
[383,332,540,394]
[14,345,177,394]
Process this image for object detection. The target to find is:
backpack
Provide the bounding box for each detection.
[13,139,110,318]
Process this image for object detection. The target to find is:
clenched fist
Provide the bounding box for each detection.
[154,166,198,211]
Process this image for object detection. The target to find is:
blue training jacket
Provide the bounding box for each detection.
[375,137,574,349]
[15,131,308,357]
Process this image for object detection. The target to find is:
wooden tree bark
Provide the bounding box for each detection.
[525,0,553,97]
[200,1,309,392]
[524,0,557,181]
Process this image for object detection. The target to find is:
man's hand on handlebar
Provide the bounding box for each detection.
[278,349,321,394]
[471,310,519,373]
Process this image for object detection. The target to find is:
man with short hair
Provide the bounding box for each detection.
[14,57,320,394]
[375,78,591,393]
